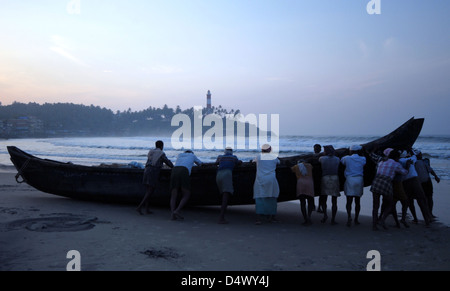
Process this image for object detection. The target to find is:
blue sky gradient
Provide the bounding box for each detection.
[1,0,449,135]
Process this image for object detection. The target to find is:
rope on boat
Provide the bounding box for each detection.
[15,158,31,184]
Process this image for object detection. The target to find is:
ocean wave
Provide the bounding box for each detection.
[417,136,450,143]
[2,135,449,179]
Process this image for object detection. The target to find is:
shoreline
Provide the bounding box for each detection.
[1,172,449,271]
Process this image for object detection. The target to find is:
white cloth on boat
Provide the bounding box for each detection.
[298,162,307,176]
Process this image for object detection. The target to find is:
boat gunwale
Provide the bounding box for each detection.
[7,117,424,175]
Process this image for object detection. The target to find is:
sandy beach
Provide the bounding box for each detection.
[0,171,449,272]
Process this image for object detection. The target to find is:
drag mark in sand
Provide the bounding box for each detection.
[2,213,98,232]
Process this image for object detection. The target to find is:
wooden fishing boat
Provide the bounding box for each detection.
[7,117,424,206]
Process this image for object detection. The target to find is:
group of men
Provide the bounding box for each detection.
[369,147,440,230]
[136,140,440,229]
[136,140,281,224]
[136,140,204,221]
[293,144,367,227]
[298,143,440,230]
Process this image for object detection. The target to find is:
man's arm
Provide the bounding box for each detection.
[162,154,174,168]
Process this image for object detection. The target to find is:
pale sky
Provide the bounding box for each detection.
[1,0,449,136]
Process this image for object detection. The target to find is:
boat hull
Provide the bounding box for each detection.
[7,118,424,206]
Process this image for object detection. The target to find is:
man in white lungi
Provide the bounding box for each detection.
[253,144,280,225]
[340,145,366,227]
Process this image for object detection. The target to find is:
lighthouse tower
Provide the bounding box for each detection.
[206,90,212,111]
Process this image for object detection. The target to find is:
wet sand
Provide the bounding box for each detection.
[0,172,449,271]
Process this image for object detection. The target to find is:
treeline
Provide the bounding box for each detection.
[0,102,240,138]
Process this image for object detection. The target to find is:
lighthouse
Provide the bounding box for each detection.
[206,90,212,111]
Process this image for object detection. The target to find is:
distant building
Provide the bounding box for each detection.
[206,90,212,111]
[4,116,44,137]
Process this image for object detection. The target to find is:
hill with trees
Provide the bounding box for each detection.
[0,102,240,138]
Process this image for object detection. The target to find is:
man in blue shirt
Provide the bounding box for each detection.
[215,147,242,224]
[170,150,203,220]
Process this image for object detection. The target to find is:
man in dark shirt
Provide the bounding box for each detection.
[137,140,174,215]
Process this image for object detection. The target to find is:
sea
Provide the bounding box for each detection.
[1,135,449,180]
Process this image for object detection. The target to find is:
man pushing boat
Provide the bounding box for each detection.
[137,140,174,215]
